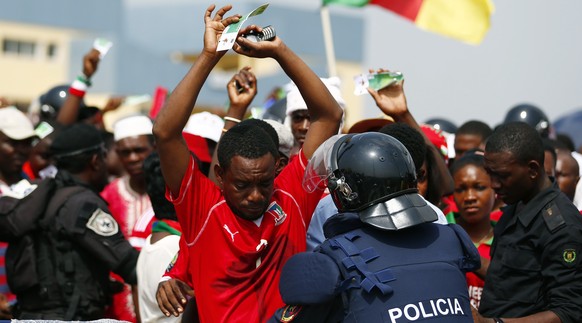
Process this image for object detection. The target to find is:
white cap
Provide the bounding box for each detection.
[113,114,153,142]
[183,112,224,143]
[263,119,295,158]
[0,107,36,140]
[285,76,346,116]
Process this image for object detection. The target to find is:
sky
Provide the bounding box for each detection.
[202,0,582,129]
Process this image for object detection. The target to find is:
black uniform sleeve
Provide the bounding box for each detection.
[56,192,139,285]
[540,224,582,323]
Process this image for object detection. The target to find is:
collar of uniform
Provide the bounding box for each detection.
[323,212,363,239]
[516,180,561,228]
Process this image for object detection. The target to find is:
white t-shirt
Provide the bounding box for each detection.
[137,234,181,323]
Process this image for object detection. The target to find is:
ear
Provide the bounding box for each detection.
[527,160,542,179]
[214,164,225,189]
[90,153,101,171]
[275,157,284,174]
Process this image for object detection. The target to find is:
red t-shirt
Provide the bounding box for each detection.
[466,239,491,308]
[167,150,321,323]
[445,211,493,309]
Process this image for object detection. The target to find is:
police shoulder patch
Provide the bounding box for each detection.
[542,203,565,232]
[86,208,119,236]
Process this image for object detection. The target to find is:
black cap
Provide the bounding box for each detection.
[51,123,103,157]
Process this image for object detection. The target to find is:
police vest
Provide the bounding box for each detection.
[1,179,107,320]
[279,213,480,323]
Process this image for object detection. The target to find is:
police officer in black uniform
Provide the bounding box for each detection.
[12,123,138,320]
[270,132,480,323]
[476,122,582,323]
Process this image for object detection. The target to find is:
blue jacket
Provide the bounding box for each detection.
[272,213,480,323]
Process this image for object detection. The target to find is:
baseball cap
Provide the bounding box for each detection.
[183,111,224,143]
[182,132,212,163]
[263,119,294,158]
[0,107,36,140]
[421,124,449,162]
[51,123,103,157]
[113,114,153,142]
[285,77,346,116]
[347,117,394,134]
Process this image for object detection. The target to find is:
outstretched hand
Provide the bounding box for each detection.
[367,68,408,119]
[233,25,284,59]
[203,4,241,56]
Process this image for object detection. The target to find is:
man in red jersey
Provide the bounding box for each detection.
[152,4,343,323]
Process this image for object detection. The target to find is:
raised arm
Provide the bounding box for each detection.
[368,70,454,198]
[233,26,343,159]
[153,5,241,195]
[57,49,100,125]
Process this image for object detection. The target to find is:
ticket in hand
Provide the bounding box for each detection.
[353,71,404,96]
[93,38,113,58]
[217,3,270,52]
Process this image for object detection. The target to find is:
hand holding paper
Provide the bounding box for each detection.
[353,71,404,96]
[216,3,270,52]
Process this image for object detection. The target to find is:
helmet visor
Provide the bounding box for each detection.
[302,134,347,193]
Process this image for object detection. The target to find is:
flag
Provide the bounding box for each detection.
[323,0,494,45]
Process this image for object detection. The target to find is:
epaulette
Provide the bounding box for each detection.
[542,202,566,233]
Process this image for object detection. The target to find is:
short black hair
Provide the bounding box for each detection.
[379,123,426,173]
[239,119,279,149]
[450,152,486,177]
[144,152,177,221]
[217,124,278,170]
[456,120,493,141]
[485,122,544,164]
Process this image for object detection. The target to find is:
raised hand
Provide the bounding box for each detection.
[203,4,241,56]
[227,66,257,113]
[233,25,285,59]
[83,49,101,79]
[367,68,408,119]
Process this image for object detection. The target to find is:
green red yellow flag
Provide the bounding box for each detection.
[323,0,494,45]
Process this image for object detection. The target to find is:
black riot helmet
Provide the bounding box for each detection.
[503,103,550,138]
[303,132,437,230]
[424,118,457,134]
[39,84,86,123]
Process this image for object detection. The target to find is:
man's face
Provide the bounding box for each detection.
[484,150,535,205]
[217,154,277,221]
[0,131,33,182]
[454,134,483,158]
[29,137,52,175]
[93,147,111,192]
[115,135,154,177]
[556,153,580,201]
[290,110,310,146]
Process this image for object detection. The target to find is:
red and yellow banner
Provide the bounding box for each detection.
[323,0,494,45]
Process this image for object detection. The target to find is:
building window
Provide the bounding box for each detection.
[47,43,57,59]
[2,38,36,57]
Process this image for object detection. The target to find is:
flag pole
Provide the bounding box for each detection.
[320,5,337,77]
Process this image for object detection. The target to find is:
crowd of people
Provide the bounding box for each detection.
[1,4,582,323]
